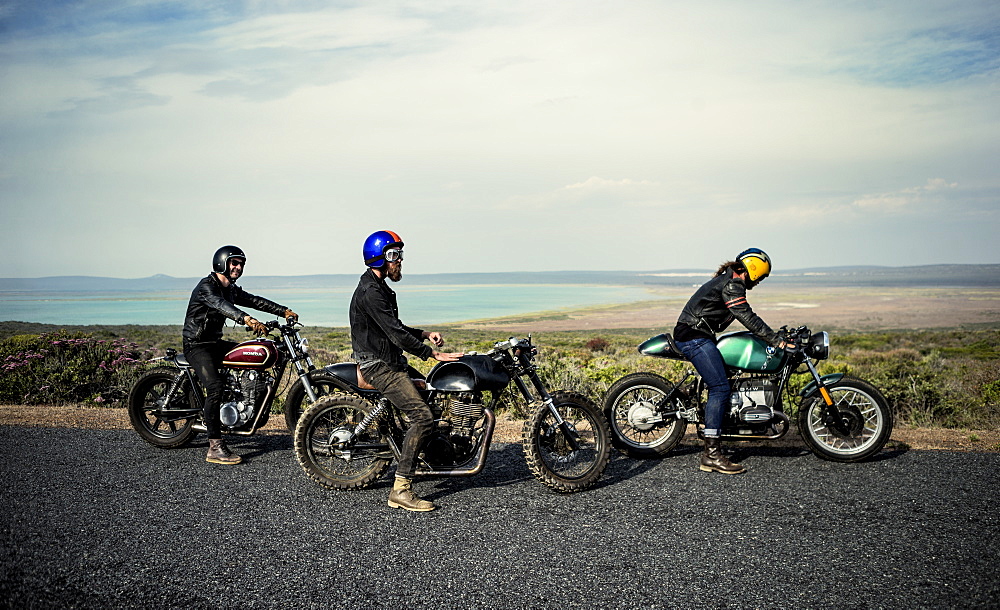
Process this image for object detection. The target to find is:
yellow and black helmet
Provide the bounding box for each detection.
[737,248,771,282]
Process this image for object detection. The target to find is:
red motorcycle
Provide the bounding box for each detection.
[127,320,320,447]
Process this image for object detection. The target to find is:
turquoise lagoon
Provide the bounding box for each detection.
[0,283,659,327]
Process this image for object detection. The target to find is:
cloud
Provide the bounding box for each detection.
[562,177,659,191]
[497,176,663,211]
[853,178,958,211]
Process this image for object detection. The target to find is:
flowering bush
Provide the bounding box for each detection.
[0,331,154,405]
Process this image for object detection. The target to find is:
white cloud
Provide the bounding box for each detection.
[562,177,659,191]
[853,178,959,212]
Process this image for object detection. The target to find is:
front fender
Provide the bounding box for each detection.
[798,373,845,398]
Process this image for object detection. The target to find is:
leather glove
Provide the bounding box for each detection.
[244,316,267,336]
[284,308,299,324]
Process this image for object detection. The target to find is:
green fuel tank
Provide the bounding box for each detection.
[716,332,787,373]
[639,331,786,373]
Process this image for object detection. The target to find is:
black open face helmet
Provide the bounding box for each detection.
[212,245,246,273]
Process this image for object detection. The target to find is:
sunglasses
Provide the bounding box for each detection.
[229,259,246,267]
[384,248,403,263]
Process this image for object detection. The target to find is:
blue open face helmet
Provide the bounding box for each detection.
[363,231,404,267]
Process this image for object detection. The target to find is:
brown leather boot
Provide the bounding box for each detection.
[206,439,242,465]
[387,476,436,512]
[699,437,745,474]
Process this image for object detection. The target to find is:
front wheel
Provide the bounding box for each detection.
[283,372,354,432]
[127,367,198,448]
[294,395,392,490]
[798,377,893,462]
[603,373,688,458]
[522,391,611,493]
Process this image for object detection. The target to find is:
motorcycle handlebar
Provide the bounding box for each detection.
[244,319,301,336]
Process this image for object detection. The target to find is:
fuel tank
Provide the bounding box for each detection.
[427,355,510,392]
[716,332,787,373]
[223,340,279,369]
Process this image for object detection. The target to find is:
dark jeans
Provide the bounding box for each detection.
[675,337,729,437]
[361,360,434,478]
[184,340,237,440]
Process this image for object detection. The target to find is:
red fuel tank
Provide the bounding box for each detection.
[223,340,279,369]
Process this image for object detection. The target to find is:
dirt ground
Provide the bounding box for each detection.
[1,404,997,452]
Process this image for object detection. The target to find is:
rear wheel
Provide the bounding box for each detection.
[294,395,392,490]
[798,377,893,462]
[522,391,611,493]
[603,373,687,458]
[283,372,353,432]
[127,367,198,448]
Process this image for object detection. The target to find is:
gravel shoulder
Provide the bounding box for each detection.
[2,404,998,452]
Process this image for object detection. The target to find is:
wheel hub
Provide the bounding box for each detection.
[330,427,355,459]
[830,406,864,438]
[627,402,658,431]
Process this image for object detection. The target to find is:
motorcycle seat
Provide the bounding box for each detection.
[357,365,427,391]
[324,362,426,392]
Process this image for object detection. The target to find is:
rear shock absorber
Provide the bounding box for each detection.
[351,398,389,438]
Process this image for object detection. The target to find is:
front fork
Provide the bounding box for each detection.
[513,373,582,452]
[803,359,850,434]
[282,331,320,402]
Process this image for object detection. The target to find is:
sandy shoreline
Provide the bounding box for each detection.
[446,286,1000,333]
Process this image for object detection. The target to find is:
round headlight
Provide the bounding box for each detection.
[807,331,829,360]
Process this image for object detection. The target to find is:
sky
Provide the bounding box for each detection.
[1,0,998,278]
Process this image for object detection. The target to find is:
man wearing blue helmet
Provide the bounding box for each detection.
[673,248,793,475]
[350,230,463,511]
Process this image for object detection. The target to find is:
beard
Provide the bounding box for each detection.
[386,263,402,282]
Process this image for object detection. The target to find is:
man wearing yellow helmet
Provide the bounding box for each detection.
[673,248,792,475]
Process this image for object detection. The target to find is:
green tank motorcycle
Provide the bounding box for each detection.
[603,326,893,462]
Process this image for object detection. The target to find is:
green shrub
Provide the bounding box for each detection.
[2,323,997,430]
[0,331,154,405]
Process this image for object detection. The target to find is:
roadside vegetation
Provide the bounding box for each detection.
[1,322,997,430]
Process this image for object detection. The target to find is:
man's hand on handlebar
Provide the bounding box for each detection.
[244,316,267,336]
[284,308,299,324]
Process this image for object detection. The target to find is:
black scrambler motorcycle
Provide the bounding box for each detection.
[603,326,893,462]
[293,335,612,493]
[128,320,322,447]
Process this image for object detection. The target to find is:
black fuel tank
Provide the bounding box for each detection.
[427,355,510,392]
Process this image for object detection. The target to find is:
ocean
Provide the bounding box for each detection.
[0,283,660,327]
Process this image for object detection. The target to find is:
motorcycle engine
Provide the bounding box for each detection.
[422,392,484,468]
[729,378,776,423]
[219,370,271,428]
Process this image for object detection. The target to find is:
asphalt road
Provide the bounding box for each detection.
[1,426,997,609]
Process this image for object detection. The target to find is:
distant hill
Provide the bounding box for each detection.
[1,264,997,292]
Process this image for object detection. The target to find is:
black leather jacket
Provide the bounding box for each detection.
[349,269,432,371]
[182,274,287,347]
[674,268,781,345]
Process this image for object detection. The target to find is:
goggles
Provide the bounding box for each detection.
[383,248,404,263]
